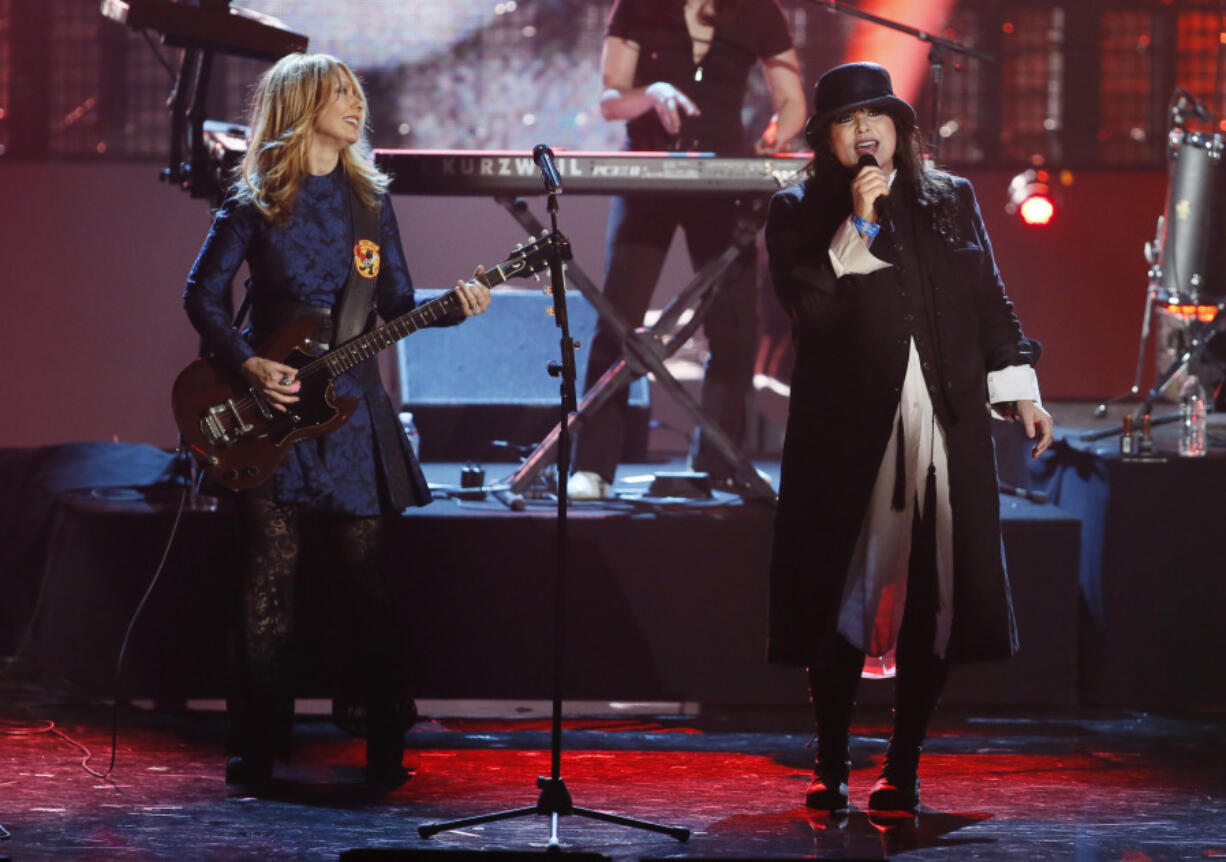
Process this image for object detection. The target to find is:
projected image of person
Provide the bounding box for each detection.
[183,53,490,787]
[566,0,806,499]
[763,63,1053,812]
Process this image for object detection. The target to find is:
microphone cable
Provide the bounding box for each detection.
[0,468,192,784]
[93,476,191,781]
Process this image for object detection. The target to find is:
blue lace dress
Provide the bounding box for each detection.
[184,166,433,515]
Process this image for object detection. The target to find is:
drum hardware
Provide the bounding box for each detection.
[1092,92,1226,430]
[1094,216,1168,418]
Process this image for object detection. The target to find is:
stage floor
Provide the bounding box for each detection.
[1,694,1223,861]
[2,402,1225,858]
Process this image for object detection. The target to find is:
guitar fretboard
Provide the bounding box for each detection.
[297,265,512,380]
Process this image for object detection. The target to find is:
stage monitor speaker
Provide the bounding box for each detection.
[397,289,650,462]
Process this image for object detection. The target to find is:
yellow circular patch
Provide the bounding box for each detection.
[354,239,381,279]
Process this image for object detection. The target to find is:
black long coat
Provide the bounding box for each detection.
[764,172,1036,668]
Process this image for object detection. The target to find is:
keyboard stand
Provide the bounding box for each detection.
[491,194,777,507]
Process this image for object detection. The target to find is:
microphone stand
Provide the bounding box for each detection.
[808,0,995,160]
[417,147,690,849]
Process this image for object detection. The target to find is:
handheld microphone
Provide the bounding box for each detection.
[857,152,888,221]
[533,144,563,194]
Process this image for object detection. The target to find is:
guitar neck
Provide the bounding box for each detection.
[305,267,510,379]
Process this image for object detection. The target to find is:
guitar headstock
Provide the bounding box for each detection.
[494,232,573,284]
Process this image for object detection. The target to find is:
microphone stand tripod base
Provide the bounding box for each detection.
[416,776,690,845]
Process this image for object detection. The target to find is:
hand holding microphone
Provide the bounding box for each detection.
[852,152,890,224]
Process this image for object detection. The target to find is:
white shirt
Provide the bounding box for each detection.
[827,214,1040,676]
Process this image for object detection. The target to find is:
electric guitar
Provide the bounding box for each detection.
[172,233,569,490]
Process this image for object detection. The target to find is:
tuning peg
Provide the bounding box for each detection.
[527,235,536,243]
[546,306,555,316]
[542,286,552,295]
[533,273,541,282]
[513,242,523,251]
[573,340,581,350]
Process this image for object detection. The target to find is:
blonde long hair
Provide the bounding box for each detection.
[235,53,388,225]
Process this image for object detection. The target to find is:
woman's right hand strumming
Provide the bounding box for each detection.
[242,356,301,413]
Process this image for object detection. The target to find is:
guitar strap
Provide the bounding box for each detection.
[231,277,253,330]
[332,186,384,346]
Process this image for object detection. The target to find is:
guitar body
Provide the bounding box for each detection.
[170,233,568,491]
[172,317,358,490]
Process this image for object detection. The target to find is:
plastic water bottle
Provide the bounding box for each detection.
[398,411,421,459]
[1119,413,1134,457]
[1178,376,1207,458]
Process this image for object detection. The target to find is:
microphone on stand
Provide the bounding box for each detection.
[857,152,889,222]
[533,144,563,194]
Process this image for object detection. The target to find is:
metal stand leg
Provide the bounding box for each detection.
[1081,300,1225,442]
[1095,280,1160,417]
[417,775,690,843]
[491,195,776,505]
[1136,302,1225,416]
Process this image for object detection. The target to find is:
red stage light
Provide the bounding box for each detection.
[1019,194,1055,226]
[1008,167,1059,226]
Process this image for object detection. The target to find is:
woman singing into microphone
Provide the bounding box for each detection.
[763,62,1053,812]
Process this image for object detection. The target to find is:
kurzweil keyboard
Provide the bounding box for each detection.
[375,149,811,196]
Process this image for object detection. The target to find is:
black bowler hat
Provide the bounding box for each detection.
[804,62,916,147]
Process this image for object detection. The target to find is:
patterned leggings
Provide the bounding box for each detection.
[228,489,413,760]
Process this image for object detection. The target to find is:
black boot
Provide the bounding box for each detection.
[805,639,863,811]
[225,688,291,787]
[866,737,921,812]
[869,491,950,813]
[868,654,948,812]
[363,696,417,786]
[365,732,406,786]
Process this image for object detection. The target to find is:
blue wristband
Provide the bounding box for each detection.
[853,216,880,238]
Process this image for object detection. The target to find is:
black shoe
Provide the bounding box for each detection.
[365,735,406,786]
[868,779,917,814]
[805,649,861,813]
[867,771,920,812]
[804,770,849,811]
[225,754,273,786]
[870,651,946,813]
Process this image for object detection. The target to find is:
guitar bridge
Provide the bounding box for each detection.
[200,398,254,446]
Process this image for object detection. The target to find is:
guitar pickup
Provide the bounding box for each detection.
[249,390,277,421]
